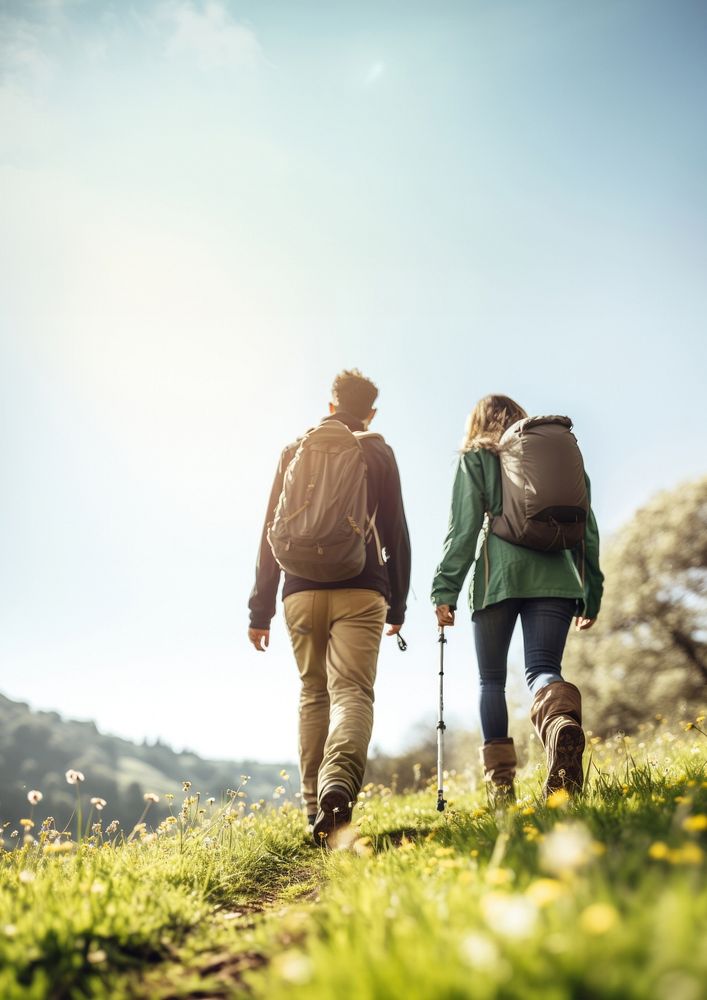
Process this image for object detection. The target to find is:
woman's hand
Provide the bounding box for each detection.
[574,617,595,632]
[435,605,455,627]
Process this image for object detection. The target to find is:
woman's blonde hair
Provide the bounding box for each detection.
[462,394,528,453]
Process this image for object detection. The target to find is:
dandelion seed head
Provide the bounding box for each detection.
[460,931,501,970]
[27,790,43,805]
[540,823,594,876]
[65,769,85,785]
[481,892,538,939]
[277,951,313,985]
[144,792,160,803]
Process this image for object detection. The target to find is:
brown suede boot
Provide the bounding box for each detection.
[530,681,585,797]
[480,738,517,807]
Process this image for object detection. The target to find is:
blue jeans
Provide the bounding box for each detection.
[472,597,576,741]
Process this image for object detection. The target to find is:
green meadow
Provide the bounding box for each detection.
[2,719,706,1000]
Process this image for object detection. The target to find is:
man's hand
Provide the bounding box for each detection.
[248,628,270,651]
[574,617,595,632]
[386,623,402,637]
[435,605,455,627]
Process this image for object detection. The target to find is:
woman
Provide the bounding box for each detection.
[431,395,603,802]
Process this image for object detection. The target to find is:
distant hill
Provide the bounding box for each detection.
[0,693,296,833]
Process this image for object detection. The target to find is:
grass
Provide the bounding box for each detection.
[1,720,706,999]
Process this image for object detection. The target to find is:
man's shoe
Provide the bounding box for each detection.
[312,787,352,847]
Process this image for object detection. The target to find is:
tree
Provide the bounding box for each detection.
[564,475,707,732]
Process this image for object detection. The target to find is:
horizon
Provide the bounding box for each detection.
[2,0,706,763]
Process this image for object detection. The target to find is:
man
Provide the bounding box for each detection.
[248,369,411,844]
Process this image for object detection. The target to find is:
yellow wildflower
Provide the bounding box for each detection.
[547,789,570,810]
[580,903,619,935]
[674,843,703,865]
[682,815,707,833]
[485,867,514,887]
[526,878,565,907]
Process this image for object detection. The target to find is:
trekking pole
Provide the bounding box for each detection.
[436,626,447,812]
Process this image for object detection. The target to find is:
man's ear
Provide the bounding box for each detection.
[363,407,377,428]
[329,402,336,414]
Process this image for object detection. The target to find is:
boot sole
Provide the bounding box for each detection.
[312,789,353,847]
[546,724,585,794]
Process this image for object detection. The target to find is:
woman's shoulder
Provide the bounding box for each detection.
[461,447,499,470]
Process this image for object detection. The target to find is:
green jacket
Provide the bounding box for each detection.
[431,449,604,618]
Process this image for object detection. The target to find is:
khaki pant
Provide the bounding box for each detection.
[283,588,387,816]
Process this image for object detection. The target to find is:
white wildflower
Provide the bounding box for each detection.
[277,951,313,985]
[481,892,538,939]
[540,823,594,876]
[460,931,501,970]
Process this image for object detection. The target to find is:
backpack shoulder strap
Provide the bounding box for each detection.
[354,431,386,443]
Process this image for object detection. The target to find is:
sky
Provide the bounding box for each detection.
[1,0,706,764]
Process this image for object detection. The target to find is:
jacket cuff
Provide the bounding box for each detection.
[249,617,272,631]
[386,608,405,626]
[582,596,601,619]
[431,592,459,611]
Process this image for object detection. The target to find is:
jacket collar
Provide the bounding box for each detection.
[321,410,365,432]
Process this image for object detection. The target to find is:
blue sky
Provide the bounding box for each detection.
[1,0,706,763]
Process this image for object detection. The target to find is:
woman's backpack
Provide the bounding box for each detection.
[267,420,369,582]
[491,415,588,551]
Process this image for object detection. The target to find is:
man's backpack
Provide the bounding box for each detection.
[490,415,588,552]
[267,420,370,582]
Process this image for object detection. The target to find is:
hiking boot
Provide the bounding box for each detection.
[480,738,517,807]
[312,787,352,847]
[530,681,585,797]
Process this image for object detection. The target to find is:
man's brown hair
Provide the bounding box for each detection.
[331,369,379,420]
